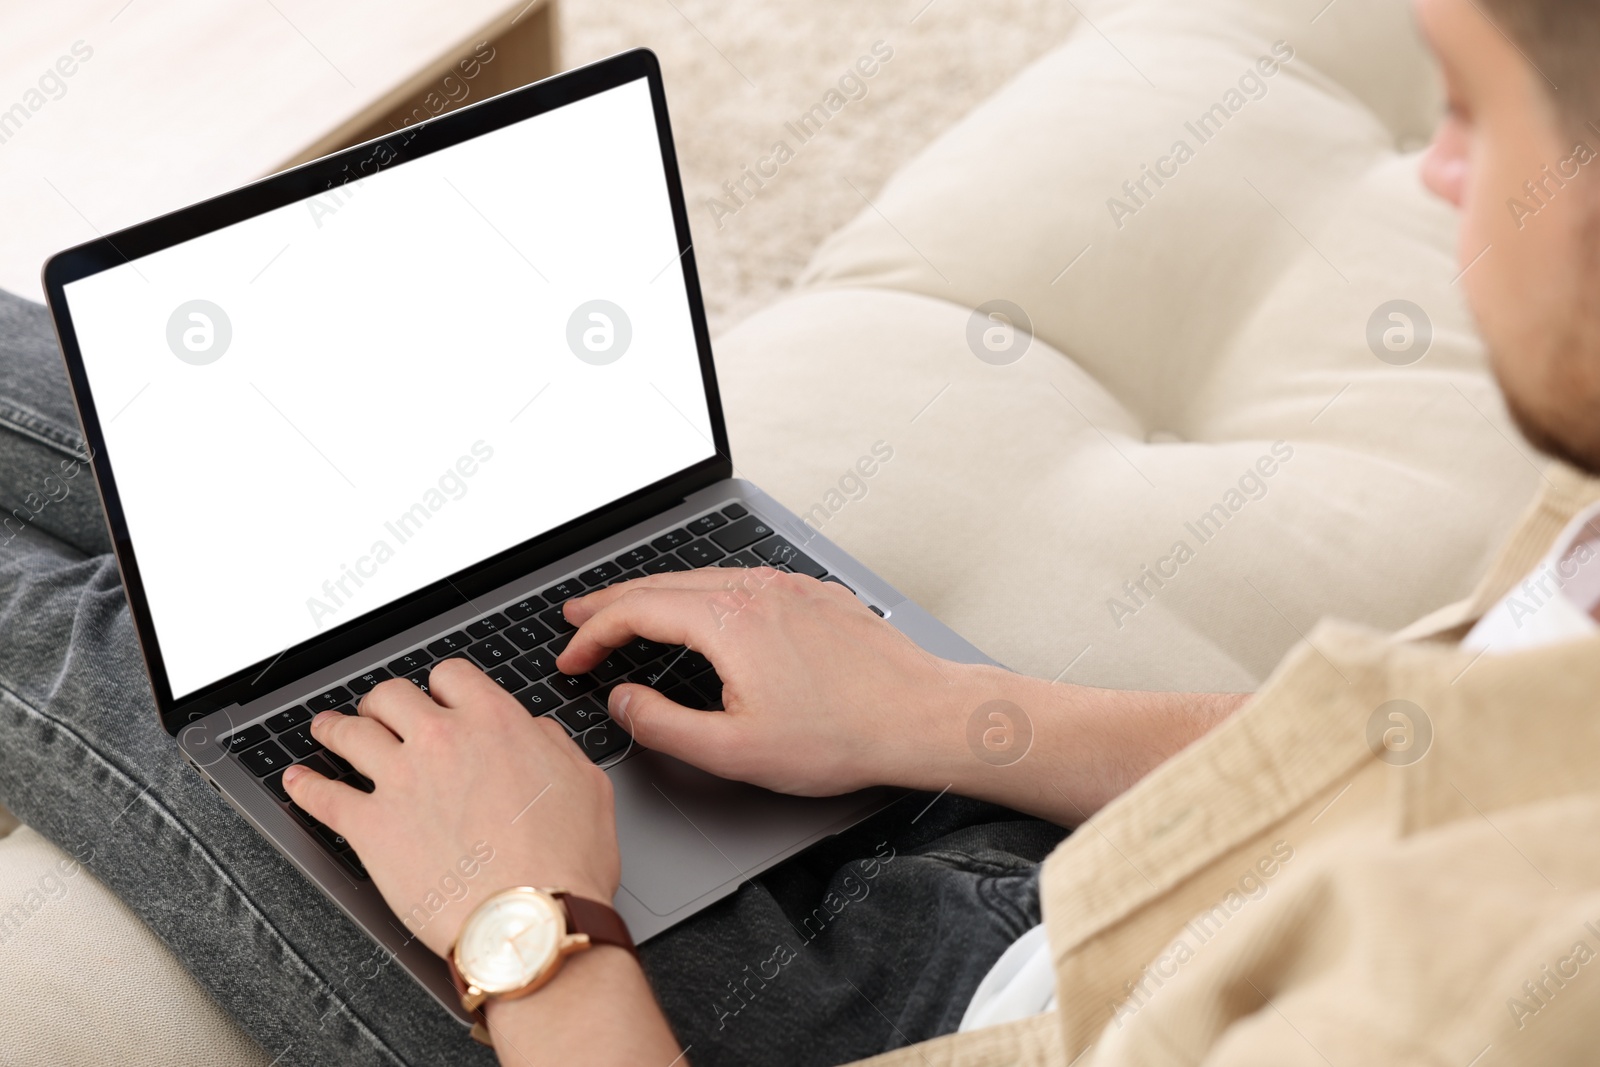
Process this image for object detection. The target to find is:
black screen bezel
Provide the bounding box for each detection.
[42,49,732,735]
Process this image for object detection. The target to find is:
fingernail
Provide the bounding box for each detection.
[283,765,305,786]
[312,710,338,728]
[611,688,631,723]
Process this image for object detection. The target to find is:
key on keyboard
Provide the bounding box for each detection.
[428,631,471,656]
[348,667,391,695]
[299,753,341,779]
[554,698,609,733]
[650,528,692,551]
[621,636,672,663]
[539,605,575,634]
[506,620,555,650]
[486,663,527,693]
[578,721,632,762]
[685,513,727,535]
[677,540,724,567]
[466,635,517,667]
[753,535,827,579]
[548,672,598,700]
[240,741,291,777]
[224,724,271,754]
[580,561,622,587]
[388,649,433,675]
[279,725,322,759]
[543,578,585,602]
[590,656,630,683]
[265,706,311,733]
[504,594,546,621]
[614,545,657,569]
[307,687,351,713]
[710,516,774,552]
[513,649,558,680]
[516,684,563,715]
[464,614,510,641]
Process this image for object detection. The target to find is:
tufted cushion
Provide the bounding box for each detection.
[717,0,1538,689]
[0,827,268,1065]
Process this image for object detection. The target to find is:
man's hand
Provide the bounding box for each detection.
[561,567,1245,822]
[560,567,965,797]
[282,658,621,959]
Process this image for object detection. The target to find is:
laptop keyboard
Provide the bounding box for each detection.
[222,501,861,880]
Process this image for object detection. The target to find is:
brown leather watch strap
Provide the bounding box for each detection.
[559,893,638,957]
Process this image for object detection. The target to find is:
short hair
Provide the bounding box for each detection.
[1480,0,1600,136]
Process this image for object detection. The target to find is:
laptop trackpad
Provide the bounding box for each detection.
[611,750,883,916]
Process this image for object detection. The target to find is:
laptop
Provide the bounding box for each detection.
[41,48,996,1026]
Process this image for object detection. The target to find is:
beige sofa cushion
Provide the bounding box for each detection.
[0,827,268,1065]
[718,0,1537,690]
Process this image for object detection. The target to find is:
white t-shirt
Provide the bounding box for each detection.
[958,502,1600,1033]
[1458,502,1600,654]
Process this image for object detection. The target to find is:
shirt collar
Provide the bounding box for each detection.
[1463,500,1600,654]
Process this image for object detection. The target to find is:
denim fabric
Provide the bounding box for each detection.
[643,811,1065,1063]
[0,287,1067,1066]
[0,291,109,557]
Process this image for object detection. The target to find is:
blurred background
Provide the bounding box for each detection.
[0,0,1074,334]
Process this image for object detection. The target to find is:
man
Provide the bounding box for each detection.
[278,0,1600,1062]
[0,0,1596,1064]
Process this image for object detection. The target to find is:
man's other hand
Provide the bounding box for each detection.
[282,657,621,959]
[558,568,964,797]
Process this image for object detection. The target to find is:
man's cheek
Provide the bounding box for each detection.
[1459,142,1528,314]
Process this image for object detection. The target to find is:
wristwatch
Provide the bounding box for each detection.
[447,886,636,1046]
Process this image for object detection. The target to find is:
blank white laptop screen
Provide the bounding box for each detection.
[62,77,716,700]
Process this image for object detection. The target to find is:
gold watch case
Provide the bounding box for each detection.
[451,886,593,1011]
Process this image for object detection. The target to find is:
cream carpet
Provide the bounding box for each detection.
[559,0,1078,337]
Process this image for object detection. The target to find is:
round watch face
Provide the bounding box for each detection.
[456,889,564,994]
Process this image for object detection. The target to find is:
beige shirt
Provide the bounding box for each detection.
[851,464,1600,1067]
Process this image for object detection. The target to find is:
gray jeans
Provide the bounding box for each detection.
[0,288,1066,1066]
